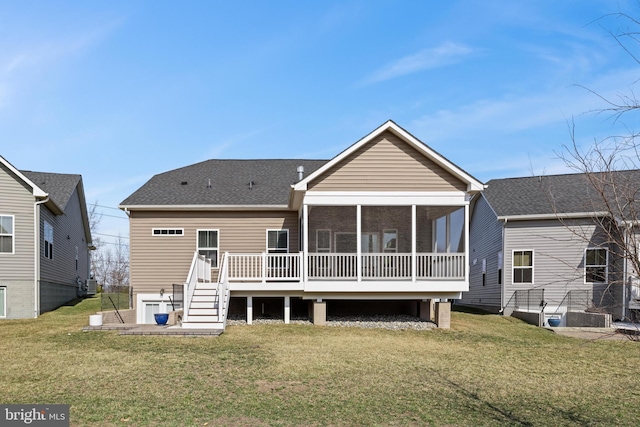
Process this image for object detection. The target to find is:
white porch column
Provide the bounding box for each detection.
[284,296,290,324]
[412,204,417,282]
[464,203,470,284]
[303,204,309,283]
[356,204,362,282]
[247,296,253,325]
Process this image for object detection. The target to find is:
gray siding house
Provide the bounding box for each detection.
[0,155,94,319]
[461,171,640,324]
[120,121,485,329]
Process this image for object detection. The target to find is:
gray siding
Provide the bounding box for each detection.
[38,186,91,313]
[0,164,36,319]
[461,195,503,311]
[503,219,607,312]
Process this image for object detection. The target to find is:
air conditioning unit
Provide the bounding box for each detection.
[86,279,97,296]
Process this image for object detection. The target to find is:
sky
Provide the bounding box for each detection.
[1,0,639,248]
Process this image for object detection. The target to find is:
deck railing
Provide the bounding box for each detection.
[182,251,212,323]
[227,253,302,282]
[226,252,465,282]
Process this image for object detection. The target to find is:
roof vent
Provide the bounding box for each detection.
[248,181,254,190]
[297,165,305,182]
[207,179,212,189]
[181,181,188,185]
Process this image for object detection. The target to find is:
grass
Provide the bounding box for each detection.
[1,297,639,426]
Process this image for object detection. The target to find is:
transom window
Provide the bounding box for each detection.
[152,228,184,236]
[0,215,14,254]
[512,250,533,284]
[197,229,219,267]
[267,229,288,253]
[585,248,607,283]
[44,220,54,260]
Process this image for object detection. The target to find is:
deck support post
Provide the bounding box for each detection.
[312,299,326,326]
[419,299,435,322]
[435,301,451,329]
[247,296,253,325]
[284,296,290,324]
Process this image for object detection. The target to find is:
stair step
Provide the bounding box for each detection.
[190,301,218,309]
[185,314,221,322]
[192,295,218,302]
[195,283,217,289]
[189,307,219,315]
[193,289,218,296]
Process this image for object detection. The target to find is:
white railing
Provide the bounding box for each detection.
[222,252,465,282]
[227,253,302,282]
[217,252,230,324]
[308,253,357,279]
[416,253,465,279]
[183,251,212,323]
[362,254,412,279]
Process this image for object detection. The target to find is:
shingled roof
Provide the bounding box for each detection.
[21,171,82,213]
[484,170,640,219]
[120,159,328,207]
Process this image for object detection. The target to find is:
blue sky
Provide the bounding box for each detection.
[1,0,639,246]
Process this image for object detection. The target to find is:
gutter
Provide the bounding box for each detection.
[34,196,49,318]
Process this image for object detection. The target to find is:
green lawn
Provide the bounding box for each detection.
[1,297,639,426]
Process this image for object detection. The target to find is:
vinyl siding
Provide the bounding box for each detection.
[462,195,503,311]
[39,187,91,286]
[129,210,299,294]
[0,163,35,281]
[308,130,467,192]
[503,219,608,311]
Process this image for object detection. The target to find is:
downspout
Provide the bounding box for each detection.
[34,196,49,318]
[500,217,507,313]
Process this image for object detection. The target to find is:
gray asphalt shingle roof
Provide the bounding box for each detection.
[21,170,81,212]
[484,170,640,218]
[120,159,328,206]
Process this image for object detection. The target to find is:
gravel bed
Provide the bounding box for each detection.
[227,314,435,330]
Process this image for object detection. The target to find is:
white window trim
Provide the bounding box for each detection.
[266,229,289,253]
[585,248,608,284]
[361,232,380,253]
[316,229,331,253]
[152,228,184,236]
[44,220,54,260]
[512,249,534,284]
[0,286,6,318]
[196,229,219,267]
[0,214,15,255]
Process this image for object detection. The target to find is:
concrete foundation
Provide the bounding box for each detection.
[512,310,543,327]
[312,301,327,326]
[435,301,451,329]
[566,311,612,328]
[419,300,435,322]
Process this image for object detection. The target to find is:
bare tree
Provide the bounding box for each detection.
[556,9,640,321]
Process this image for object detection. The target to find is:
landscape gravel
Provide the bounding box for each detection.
[227,314,436,330]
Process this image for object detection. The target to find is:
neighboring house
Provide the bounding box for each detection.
[0,155,94,319]
[120,120,484,328]
[461,171,640,324]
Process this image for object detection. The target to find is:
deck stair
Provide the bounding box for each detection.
[181,252,230,330]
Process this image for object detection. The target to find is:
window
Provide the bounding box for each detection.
[0,287,5,317]
[267,229,288,253]
[75,246,78,271]
[497,251,503,285]
[0,215,14,253]
[44,221,53,260]
[361,233,379,253]
[383,229,397,253]
[585,248,607,283]
[316,229,331,253]
[512,250,533,284]
[197,229,219,267]
[482,258,487,286]
[152,228,184,236]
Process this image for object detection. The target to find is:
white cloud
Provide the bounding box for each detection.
[363,42,474,84]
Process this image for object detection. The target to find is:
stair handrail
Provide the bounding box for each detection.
[217,252,230,324]
[183,251,204,323]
